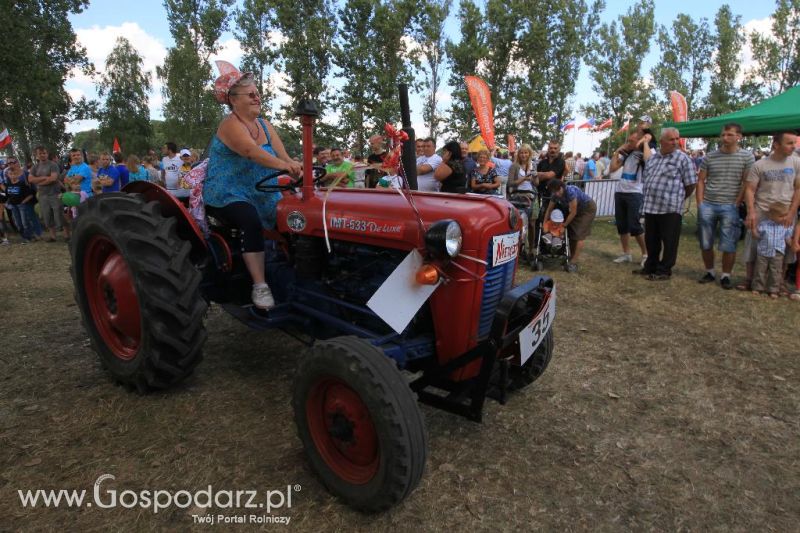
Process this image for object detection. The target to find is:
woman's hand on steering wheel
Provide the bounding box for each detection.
[284,160,302,176]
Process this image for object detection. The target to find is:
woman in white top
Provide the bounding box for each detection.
[508,144,537,195]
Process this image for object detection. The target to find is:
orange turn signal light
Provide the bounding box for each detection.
[415,264,440,285]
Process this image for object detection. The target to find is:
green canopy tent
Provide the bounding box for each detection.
[662,85,800,137]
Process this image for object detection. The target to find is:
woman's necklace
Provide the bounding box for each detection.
[232,111,259,141]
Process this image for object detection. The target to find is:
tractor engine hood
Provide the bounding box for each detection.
[276,188,519,253]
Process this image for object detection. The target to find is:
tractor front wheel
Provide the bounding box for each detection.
[508,328,554,390]
[292,336,427,512]
[70,193,207,392]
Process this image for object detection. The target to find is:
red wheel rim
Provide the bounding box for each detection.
[306,377,379,484]
[83,235,142,360]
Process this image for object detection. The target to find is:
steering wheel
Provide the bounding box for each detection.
[254,166,329,192]
[255,170,297,192]
[312,166,327,185]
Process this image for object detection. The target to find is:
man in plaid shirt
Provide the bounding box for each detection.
[635,127,697,280]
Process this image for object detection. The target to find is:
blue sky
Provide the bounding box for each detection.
[67,0,774,153]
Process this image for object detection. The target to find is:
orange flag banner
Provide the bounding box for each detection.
[113,137,121,153]
[465,75,496,150]
[507,134,516,153]
[670,91,688,149]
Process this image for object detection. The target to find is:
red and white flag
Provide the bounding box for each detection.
[616,121,630,135]
[113,137,121,153]
[0,128,12,149]
[595,118,613,131]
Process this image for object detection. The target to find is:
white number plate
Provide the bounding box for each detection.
[518,286,557,365]
[492,232,520,267]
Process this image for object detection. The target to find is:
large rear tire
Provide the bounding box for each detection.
[70,193,207,392]
[292,336,427,512]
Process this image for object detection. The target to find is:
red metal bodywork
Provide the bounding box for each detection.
[124,118,521,382]
[276,188,520,381]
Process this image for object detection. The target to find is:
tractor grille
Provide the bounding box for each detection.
[477,237,516,338]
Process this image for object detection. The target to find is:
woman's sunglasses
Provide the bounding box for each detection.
[230,91,260,100]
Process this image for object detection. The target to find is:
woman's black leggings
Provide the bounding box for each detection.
[211,202,264,253]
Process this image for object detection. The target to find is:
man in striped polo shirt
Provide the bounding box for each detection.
[696,123,755,289]
[635,128,697,280]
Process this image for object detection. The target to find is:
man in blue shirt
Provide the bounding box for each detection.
[582,156,597,180]
[491,150,512,196]
[543,179,597,272]
[65,149,94,197]
[461,142,476,178]
[113,152,130,188]
[97,152,121,193]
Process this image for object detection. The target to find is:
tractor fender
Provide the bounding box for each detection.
[123,181,207,259]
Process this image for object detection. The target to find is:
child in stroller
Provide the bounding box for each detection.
[531,207,571,271]
[542,209,566,248]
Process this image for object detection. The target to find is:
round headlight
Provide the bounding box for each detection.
[425,219,462,259]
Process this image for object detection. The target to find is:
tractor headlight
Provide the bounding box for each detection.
[425,219,462,259]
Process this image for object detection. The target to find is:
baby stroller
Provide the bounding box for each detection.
[507,189,536,264]
[530,207,571,271]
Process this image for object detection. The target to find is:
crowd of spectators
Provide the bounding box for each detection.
[307,121,799,295]
[2,121,798,300]
[0,142,200,244]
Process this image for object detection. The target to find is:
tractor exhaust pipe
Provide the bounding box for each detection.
[399,83,417,190]
[296,99,319,201]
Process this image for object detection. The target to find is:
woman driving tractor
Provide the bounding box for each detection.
[203,61,302,310]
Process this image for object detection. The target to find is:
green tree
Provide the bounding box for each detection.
[585,0,656,135]
[71,129,105,154]
[444,0,487,140]
[514,0,603,147]
[332,0,380,156]
[150,120,168,152]
[650,13,713,114]
[0,0,92,161]
[233,0,280,113]
[97,37,153,155]
[271,0,336,123]
[704,5,744,117]
[414,0,452,140]
[479,0,520,140]
[744,0,800,98]
[157,0,232,147]
[368,0,419,129]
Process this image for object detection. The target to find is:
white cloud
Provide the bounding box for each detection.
[67,22,169,125]
[738,16,773,84]
[209,37,244,69]
[435,90,452,104]
[67,119,99,134]
[401,35,422,57]
[67,87,86,101]
[72,22,167,85]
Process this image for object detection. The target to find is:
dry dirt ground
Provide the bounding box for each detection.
[1,215,798,532]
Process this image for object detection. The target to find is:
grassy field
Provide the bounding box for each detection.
[1,214,798,531]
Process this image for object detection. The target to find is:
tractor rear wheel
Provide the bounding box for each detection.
[292,336,427,512]
[508,328,553,390]
[70,193,207,392]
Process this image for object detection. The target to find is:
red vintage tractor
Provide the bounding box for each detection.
[69,91,556,512]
